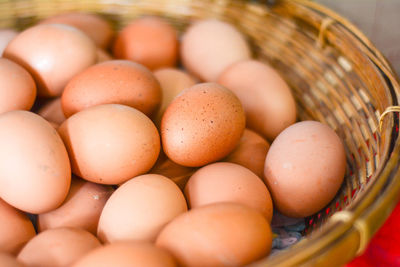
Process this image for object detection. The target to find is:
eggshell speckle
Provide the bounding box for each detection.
[97,174,187,243]
[156,202,272,267]
[161,83,245,167]
[0,111,71,213]
[264,121,346,217]
[18,228,101,267]
[58,104,160,185]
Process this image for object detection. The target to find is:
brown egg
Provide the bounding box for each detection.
[37,97,66,125]
[61,60,162,118]
[72,242,177,267]
[4,24,97,97]
[18,228,100,267]
[40,13,114,48]
[38,177,114,235]
[156,202,272,267]
[96,48,113,63]
[0,29,17,56]
[153,68,197,127]
[218,60,296,140]
[0,111,71,213]
[0,58,36,114]
[0,198,36,255]
[185,162,273,221]
[58,104,160,185]
[113,17,178,70]
[181,19,251,82]
[264,121,346,218]
[161,83,245,167]
[223,129,270,178]
[0,252,25,267]
[97,174,187,243]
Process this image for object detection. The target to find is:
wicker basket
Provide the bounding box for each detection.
[2,0,400,266]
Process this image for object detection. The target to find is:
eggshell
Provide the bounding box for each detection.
[156,202,272,267]
[113,17,178,70]
[223,129,270,178]
[0,58,36,114]
[40,13,114,48]
[181,19,251,82]
[58,104,160,185]
[264,121,346,218]
[0,111,71,213]
[18,228,101,267]
[153,68,197,127]
[97,174,187,243]
[0,252,25,267]
[185,162,273,221]
[0,198,36,255]
[72,242,177,267]
[37,97,66,125]
[61,60,162,118]
[96,48,113,63]
[38,177,114,235]
[0,29,17,56]
[218,60,297,140]
[161,83,245,167]
[4,24,97,97]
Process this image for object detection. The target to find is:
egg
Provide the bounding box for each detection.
[153,68,197,127]
[97,174,187,243]
[161,83,245,167]
[218,60,297,140]
[61,60,162,118]
[96,48,113,63]
[0,252,25,267]
[17,228,100,267]
[38,177,114,235]
[0,58,36,114]
[113,17,178,70]
[0,198,36,255]
[0,29,17,56]
[264,121,346,218]
[4,24,97,97]
[58,104,160,185]
[72,242,177,267]
[156,202,272,267]
[37,97,66,125]
[185,162,273,221]
[0,111,71,213]
[181,19,251,82]
[40,13,114,48]
[223,129,270,178]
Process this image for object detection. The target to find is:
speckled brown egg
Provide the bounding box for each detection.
[4,24,96,97]
[153,68,197,127]
[218,60,297,140]
[58,104,160,185]
[37,97,66,125]
[97,174,187,243]
[161,83,245,167]
[0,198,36,255]
[0,29,17,56]
[61,60,161,118]
[18,228,100,267]
[185,162,273,221]
[264,121,346,218]
[223,129,270,178]
[72,242,177,267]
[181,19,251,82]
[113,17,178,70]
[0,111,71,214]
[156,202,272,267]
[38,177,114,235]
[0,252,25,267]
[40,13,114,48]
[0,58,36,114]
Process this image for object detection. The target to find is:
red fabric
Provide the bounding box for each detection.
[347,201,400,267]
